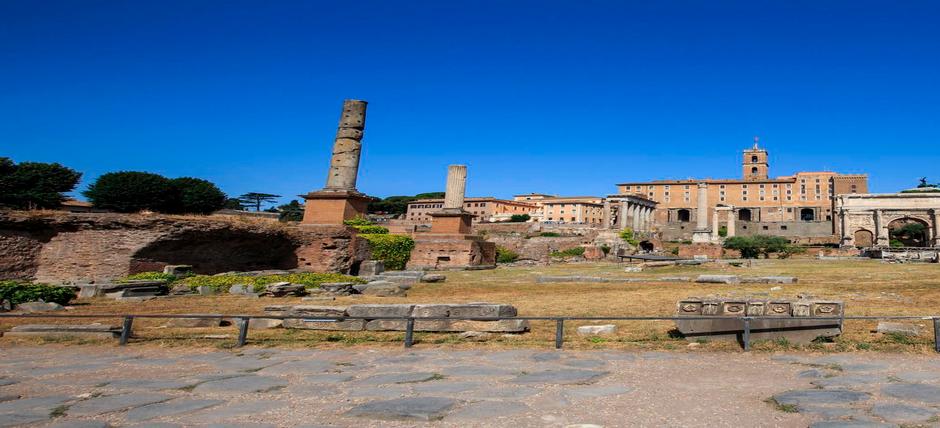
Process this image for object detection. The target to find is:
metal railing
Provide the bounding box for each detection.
[1,313,938,352]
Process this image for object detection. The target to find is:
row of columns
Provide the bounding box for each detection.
[614,201,654,232]
[711,206,737,241]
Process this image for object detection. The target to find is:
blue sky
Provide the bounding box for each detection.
[2,1,938,206]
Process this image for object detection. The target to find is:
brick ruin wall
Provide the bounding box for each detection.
[0,212,370,284]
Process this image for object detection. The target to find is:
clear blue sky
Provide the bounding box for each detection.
[3,1,938,207]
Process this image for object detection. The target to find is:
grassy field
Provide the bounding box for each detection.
[3,259,939,352]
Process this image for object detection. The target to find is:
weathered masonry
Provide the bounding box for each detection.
[837,190,940,248]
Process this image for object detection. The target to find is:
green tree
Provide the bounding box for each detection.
[277,200,304,222]
[0,158,81,210]
[723,235,795,259]
[509,214,531,222]
[367,192,445,215]
[222,198,245,210]
[238,192,281,211]
[84,171,174,213]
[169,177,226,214]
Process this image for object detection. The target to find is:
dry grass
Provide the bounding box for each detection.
[3,258,939,352]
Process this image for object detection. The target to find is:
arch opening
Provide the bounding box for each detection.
[677,209,691,223]
[853,229,874,247]
[131,230,299,274]
[738,209,752,222]
[887,217,929,247]
[800,208,816,222]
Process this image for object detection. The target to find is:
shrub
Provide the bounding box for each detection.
[84,171,175,213]
[359,234,415,270]
[0,158,82,210]
[550,247,586,258]
[723,235,799,259]
[509,214,531,222]
[619,228,639,246]
[169,177,227,214]
[599,244,611,255]
[539,232,561,237]
[119,272,178,282]
[0,281,75,306]
[180,272,364,293]
[718,225,728,237]
[496,246,520,263]
[352,225,389,234]
[343,216,374,227]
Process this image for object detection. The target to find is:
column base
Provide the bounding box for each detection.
[691,230,713,244]
[301,189,374,225]
[429,211,474,235]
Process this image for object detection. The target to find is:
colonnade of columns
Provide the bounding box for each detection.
[711,206,737,241]
[603,199,656,232]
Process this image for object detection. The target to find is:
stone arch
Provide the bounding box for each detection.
[887,217,930,247]
[639,241,654,252]
[751,155,759,163]
[751,166,758,175]
[738,209,752,222]
[677,209,691,223]
[800,208,816,222]
[853,229,873,247]
[131,229,299,274]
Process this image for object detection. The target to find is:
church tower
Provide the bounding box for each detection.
[742,137,769,180]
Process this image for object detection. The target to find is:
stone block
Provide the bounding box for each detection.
[265,282,306,297]
[282,319,366,331]
[365,319,528,333]
[319,282,356,295]
[876,322,921,336]
[287,306,348,317]
[360,282,407,297]
[411,304,451,318]
[7,324,118,339]
[675,297,843,344]
[576,325,617,336]
[741,276,798,284]
[78,285,100,298]
[229,284,254,295]
[421,274,447,283]
[196,286,216,295]
[359,260,385,276]
[448,304,517,319]
[16,301,64,312]
[247,319,283,329]
[694,275,740,284]
[163,317,222,328]
[347,304,415,318]
[163,265,193,276]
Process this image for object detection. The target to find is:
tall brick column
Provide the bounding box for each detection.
[302,99,375,225]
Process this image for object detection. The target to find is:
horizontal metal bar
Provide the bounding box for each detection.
[0,314,935,321]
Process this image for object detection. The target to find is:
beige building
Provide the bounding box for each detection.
[539,196,606,225]
[616,141,868,238]
[406,197,537,224]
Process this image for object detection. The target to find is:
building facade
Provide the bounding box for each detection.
[616,141,868,240]
[539,196,606,225]
[836,190,940,248]
[406,197,537,224]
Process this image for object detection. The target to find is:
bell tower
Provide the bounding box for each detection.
[742,137,769,180]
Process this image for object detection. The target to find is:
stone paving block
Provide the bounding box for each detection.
[772,390,870,407]
[413,381,481,394]
[67,393,173,417]
[796,405,862,419]
[0,395,71,414]
[811,375,884,390]
[346,397,457,421]
[563,359,607,369]
[876,321,921,336]
[125,398,225,422]
[282,319,365,331]
[870,403,937,423]
[193,375,288,395]
[179,400,286,424]
[105,379,196,391]
[442,365,517,377]
[511,369,609,385]
[357,372,441,385]
[808,422,894,428]
[411,304,450,318]
[346,386,411,399]
[565,385,633,398]
[694,275,740,284]
[447,401,529,420]
[882,383,940,404]
[47,421,111,428]
[576,325,617,336]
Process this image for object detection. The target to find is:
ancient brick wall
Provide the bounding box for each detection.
[0,212,369,283]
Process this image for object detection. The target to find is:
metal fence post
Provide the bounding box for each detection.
[404,318,415,348]
[555,319,564,349]
[742,318,751,352]
[119,316,134,346]
[236,317,250,347]
[934,317,940,353]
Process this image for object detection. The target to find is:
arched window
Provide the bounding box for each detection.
[751,155,759,163]
[677,209,691,222]
[751,167,758,175]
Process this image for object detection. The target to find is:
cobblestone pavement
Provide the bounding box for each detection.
[1,346,938,427]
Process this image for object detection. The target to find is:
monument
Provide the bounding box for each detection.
[301,99,375,225]
[691,182,713,243]
[407,165,496,270]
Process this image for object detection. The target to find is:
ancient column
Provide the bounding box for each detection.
[727,208,736,237]
[602,200,610,229]
[932,209,940,246]
[839,209,851,245]
[442,164,468,212]
[874,210,887,246]
[692,183,712,243]
[711,208,721,241]
[619,201,628,229]
[632,204,641,232]
[324,99,368,191]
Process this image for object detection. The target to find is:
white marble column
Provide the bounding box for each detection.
[711,208,721,240]
[632,204,641,232]
[619,201,628,229]
[875,210,887,246]
[325,99,367,191]
[932,209,940,246]
[603,200,612,229]
[692,183,711,243]
[443,165,467,212]
[727,209,736,237]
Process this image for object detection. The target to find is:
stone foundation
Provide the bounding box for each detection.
[677,243,724,259]
[407,234,496,270]
[0,212,370,283]
[266,303,528,333]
